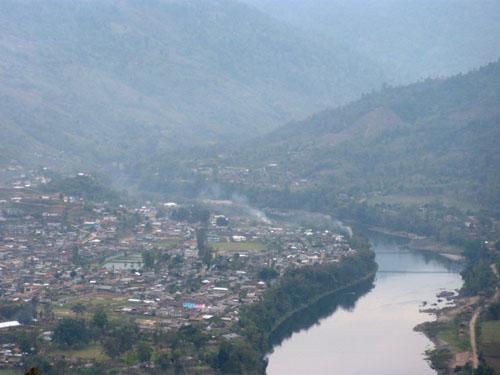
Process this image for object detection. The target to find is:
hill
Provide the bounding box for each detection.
[243,0,500,83]
[237,62,500,209]
[0,0,384,168]
[139,62,499,215]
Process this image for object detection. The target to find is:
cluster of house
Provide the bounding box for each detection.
[198,163,314,192]
[0,164,355,366]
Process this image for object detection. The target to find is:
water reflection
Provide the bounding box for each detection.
[267,231,463,375]
[269,279,375,349]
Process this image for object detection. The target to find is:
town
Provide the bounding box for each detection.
[0,164,356,372]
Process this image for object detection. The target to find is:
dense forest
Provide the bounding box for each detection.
[237,61,500,209]
[0,0,385,169]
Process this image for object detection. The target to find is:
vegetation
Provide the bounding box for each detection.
[12,251,377,375]
[0,3,497,374]
[133,62,500,253]
[43,175,119,203]
[479,320,500,369]
[0,0,385,168]
[53,318,90,349]
[210,249,379,373]
[171,205,210,224]
[461,260,497,296]
[210,241,267,253]
[425,347,453,372]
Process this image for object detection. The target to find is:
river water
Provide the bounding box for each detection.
[267,231,463,375]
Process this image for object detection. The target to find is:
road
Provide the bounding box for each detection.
[469,307,481,369]
[470,263,500,369]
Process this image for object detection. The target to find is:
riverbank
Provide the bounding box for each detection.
[268,233,463,375]
[364,225,465,262]
[239,249,378,374]
[416,262,500,374]
[268,270,377,338]
[415,294,477,373]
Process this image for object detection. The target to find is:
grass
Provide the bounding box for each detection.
[107,254,142,262]
[52,343,108,361]
[366,194,476,211]
[51,295,127,320]
[156,239,180,249]
[209,241,266,253]
[480,320,500,373]
[99,251,143,269]
[438,318,470,352]
[479,320,500,357]
[0,370,23,375]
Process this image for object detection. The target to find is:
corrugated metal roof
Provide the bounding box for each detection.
[0,321,21,329]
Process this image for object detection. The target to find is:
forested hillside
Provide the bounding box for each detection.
[0,0,384,168]
[134,62,500,224]
[243,0,500,82]
[232,62,500,210]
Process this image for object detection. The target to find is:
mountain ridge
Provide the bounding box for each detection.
[0,0,385,168]
[135,61,499,211]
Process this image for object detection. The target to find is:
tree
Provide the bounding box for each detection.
[176,325,208,350]
[216,216,229,226]
[102,321,139,358]
[91,308,108,330]
[102,337,122,359]
[142,251,155,269]
[71,303,86,315]
[155,350,172,371]
[461,260,497,295]
[17,331,37,354]
[196,228,207,254]
[168,255,185,270]
[136,342,152,363]
[71,245,81,265]
[257,267,279,282]
[25,356,51,375]
[214,340,263,374]
[155,207,166,219]
[53,318,89,348]
[196,228,213,266]
[16,302,36,324]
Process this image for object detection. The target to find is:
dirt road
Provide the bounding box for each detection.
[469,307,481,369]
[470,263,500,369]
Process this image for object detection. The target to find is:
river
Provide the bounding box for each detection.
[267,231,463,375]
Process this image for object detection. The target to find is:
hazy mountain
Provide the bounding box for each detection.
[202,61,500,210]
[0,0,385,168]
[243,0,500,82]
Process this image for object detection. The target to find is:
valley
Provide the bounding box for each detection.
[0,1,499,374]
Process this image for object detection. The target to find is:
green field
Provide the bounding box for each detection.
[52,344,108,361]
[107,254,142,262]
[480,320,500,372]
[209,241,266,253]
[156,239,181,249]
[0,370,23,375]
[366,194,476,211]
[438,319,470,352]
[480,320,500,353]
